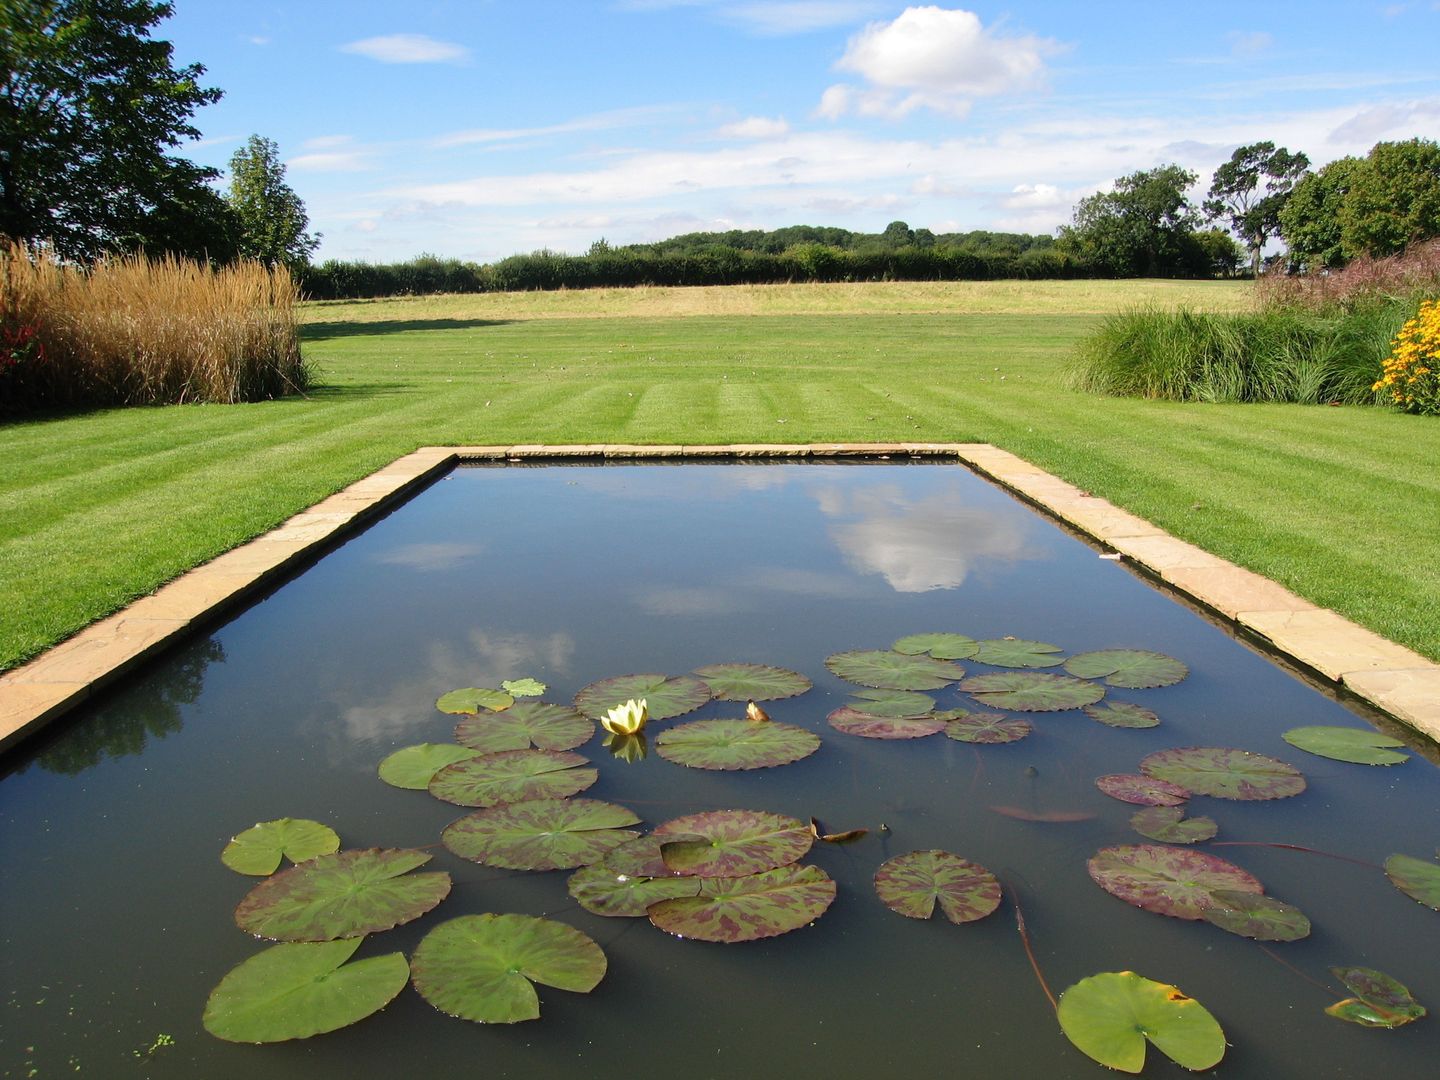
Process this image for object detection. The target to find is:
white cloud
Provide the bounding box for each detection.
[287,135,375,172]
[619,0,882,34]
[434,105,678,148]
[716,116,792,139]
[340,33,469,64]
[1227,31,1273,56]
[248,35,270,46]
[1327,97,1440,144]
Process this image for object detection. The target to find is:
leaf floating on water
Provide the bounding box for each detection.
[600,834,704,878]
[654,809,813,878]
[959,672,1105,712]
[827,707,945,739]
[891,632,979,660]
[1140,746,1306,801]
[648,864,837,943]
[809,817,869,843]
[411,914,606,1024]
[972,638,1065,669]
[1057,971,1226,1074]
[1384,851,1440,911]
[377,744,481,790]
[1087,844,1262,920]
[1063,649,1188,689]
[455,701,594,753]
[1200,889,1310,941]
[442,798,642,871]
[825,649,966,690]
[1129,805,1217,844]
[874,850,1002,923]
[846,689,937,717]
[654,718,820,770]
[1325,967,1427,1028]
[566,862,703,917]
[501,677,546,698]
[428,749,598,807]
[574,673,711,721]
[941,710,1033,743]
[221,818,341,876]
[989,805,1095,823]
[1084,701,1160,729]
[203,938,409,1043]
[436,688,514,715]
[1282,726,1409,766]
[1096,773,1191,807]
[692,662,812,701]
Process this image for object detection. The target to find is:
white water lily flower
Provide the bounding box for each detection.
[600,698,648,736]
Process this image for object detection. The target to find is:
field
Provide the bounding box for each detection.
[3,278,1437,672]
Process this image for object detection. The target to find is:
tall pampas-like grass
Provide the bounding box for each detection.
[1,244,310,411]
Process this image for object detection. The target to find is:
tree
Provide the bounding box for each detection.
[0,0,226,261]
[1058,165,1202,276]
[224,135,319,268]
[1278,157,1361,272]
[1203,141,1309,276]
[1337,138,1440,259]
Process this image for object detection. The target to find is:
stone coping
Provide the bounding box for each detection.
[2,443,1436,753]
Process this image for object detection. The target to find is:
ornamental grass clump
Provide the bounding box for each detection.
[0,242,309,412]
[1374,298,1440,414]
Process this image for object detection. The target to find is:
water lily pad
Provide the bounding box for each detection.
[574,673,711,721]
[1057,971,1225,1074]
[655,718,820,770]
[456,702,594,753]
[1064,649,1188,689]
[892,632,978,659]
[1087,844,1261,919]
[972,638,1065,668]
[1129,806,1217,844]
[1326,967,1427,1027]
[566,863,703,917]
[1085,702,1160,729]
[1384,851,1440,910]
[377,744,481,790]
[873,850,1002,923]
[847,689,937,716]
[1282,726,1409,766]
[501,677,546,698]
[959,672,1105,712]
[203,938,409,1043]
[1199,889,1310,941]
[599,834,703,878]
[428,749,597,808]
[692,663,812,701]
[1096,774,1191,807]
[648,863,836,943]
[824,649,965,690]
[1140,746,1306,801]
[221,818,341,875]
[940,710,1032,743]
[654,809,813,877]
[827,707,945,739]
[411,914,606,1024]
[442,798,641,871]
[234,849,451,941]
[436,687,514,715]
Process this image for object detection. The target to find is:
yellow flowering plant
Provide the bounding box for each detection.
[1374,298,1440,415]
[599,698,647,736]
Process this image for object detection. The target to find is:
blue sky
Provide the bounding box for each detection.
[163,1,1440,263]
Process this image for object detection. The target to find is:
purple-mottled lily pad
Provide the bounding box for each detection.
[1064,649,1188,689]
[824,649,965,690]
[1058,971,1226,1074]
[221,818,341,875]
[654,809,813,877]
[654,718,820,770]
[972,638,1065,668]
[892,632,979,659]
[1087,844,1261,920]
[566,863,703,917]
[1085,702,1160,729]
[1384,851,1440,910]
[1326,968,1427,1027]
[873,850,1002,923]
[234,848,451,941]
[847,689,937,716]
[939,710,1032,743]
[959,672,1105,712]
[599,834,704,877]
[1129,805,1217,844]
[436,688,514,715]
[1282,726,1409,766]
[411,914,606,1024]
[455,701,593,753]
[1199,889,1310,941]
[574,673,711,721]
[377,744,481,791]
[1096,774,1191,807]
[1140,746,1306,801]
[442,798,641,871]
[827,707,945,739]
[428,749,597,808]
[691,663,812,701]
[648,864,836,943]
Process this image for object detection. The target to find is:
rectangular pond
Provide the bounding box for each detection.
[3,460,1439,1078]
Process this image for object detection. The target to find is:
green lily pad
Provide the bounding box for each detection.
[428,749,597,808]
[648,863,836,943]
[692,663,812,701]
[846,689,937,716]
[1088,844,1261,920]
[501,677,546,698]
[442,798,641,871]
[1085,702,1160,729]
[824,649,965,690]
[1096,774,1191,807]
[436,687,514,715]
[972,638,1065,668]
[203,937,409,1043]
[221,818,341,875]
[1282,726,1409,766]
[1129,806,1217,845]
[1384,851,1440,910]
[566,862,703,917]
[654,809,813,877]
[574,673,712,721]
[873,850,1002,923]
[959,672,1105,712]
[892,632,979,659]
[1140,746,1306,801]
[234,849,451,941]
[655,718,820,770]
[456,702,594,753]
[377,744,481,790]
[1199,889,1310,941]
[1057,971,1226,1074]
[411,914,606,1024]
[1064,649,1188,689]
[939,710,1032,743]
[1326,967,1427,1027]
[598,834,704,877]
[827,707,945,739]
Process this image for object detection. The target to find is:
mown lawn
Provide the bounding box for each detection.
[3,278,1436,671]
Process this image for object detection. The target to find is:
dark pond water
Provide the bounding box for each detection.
[3,461,1439,1078]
